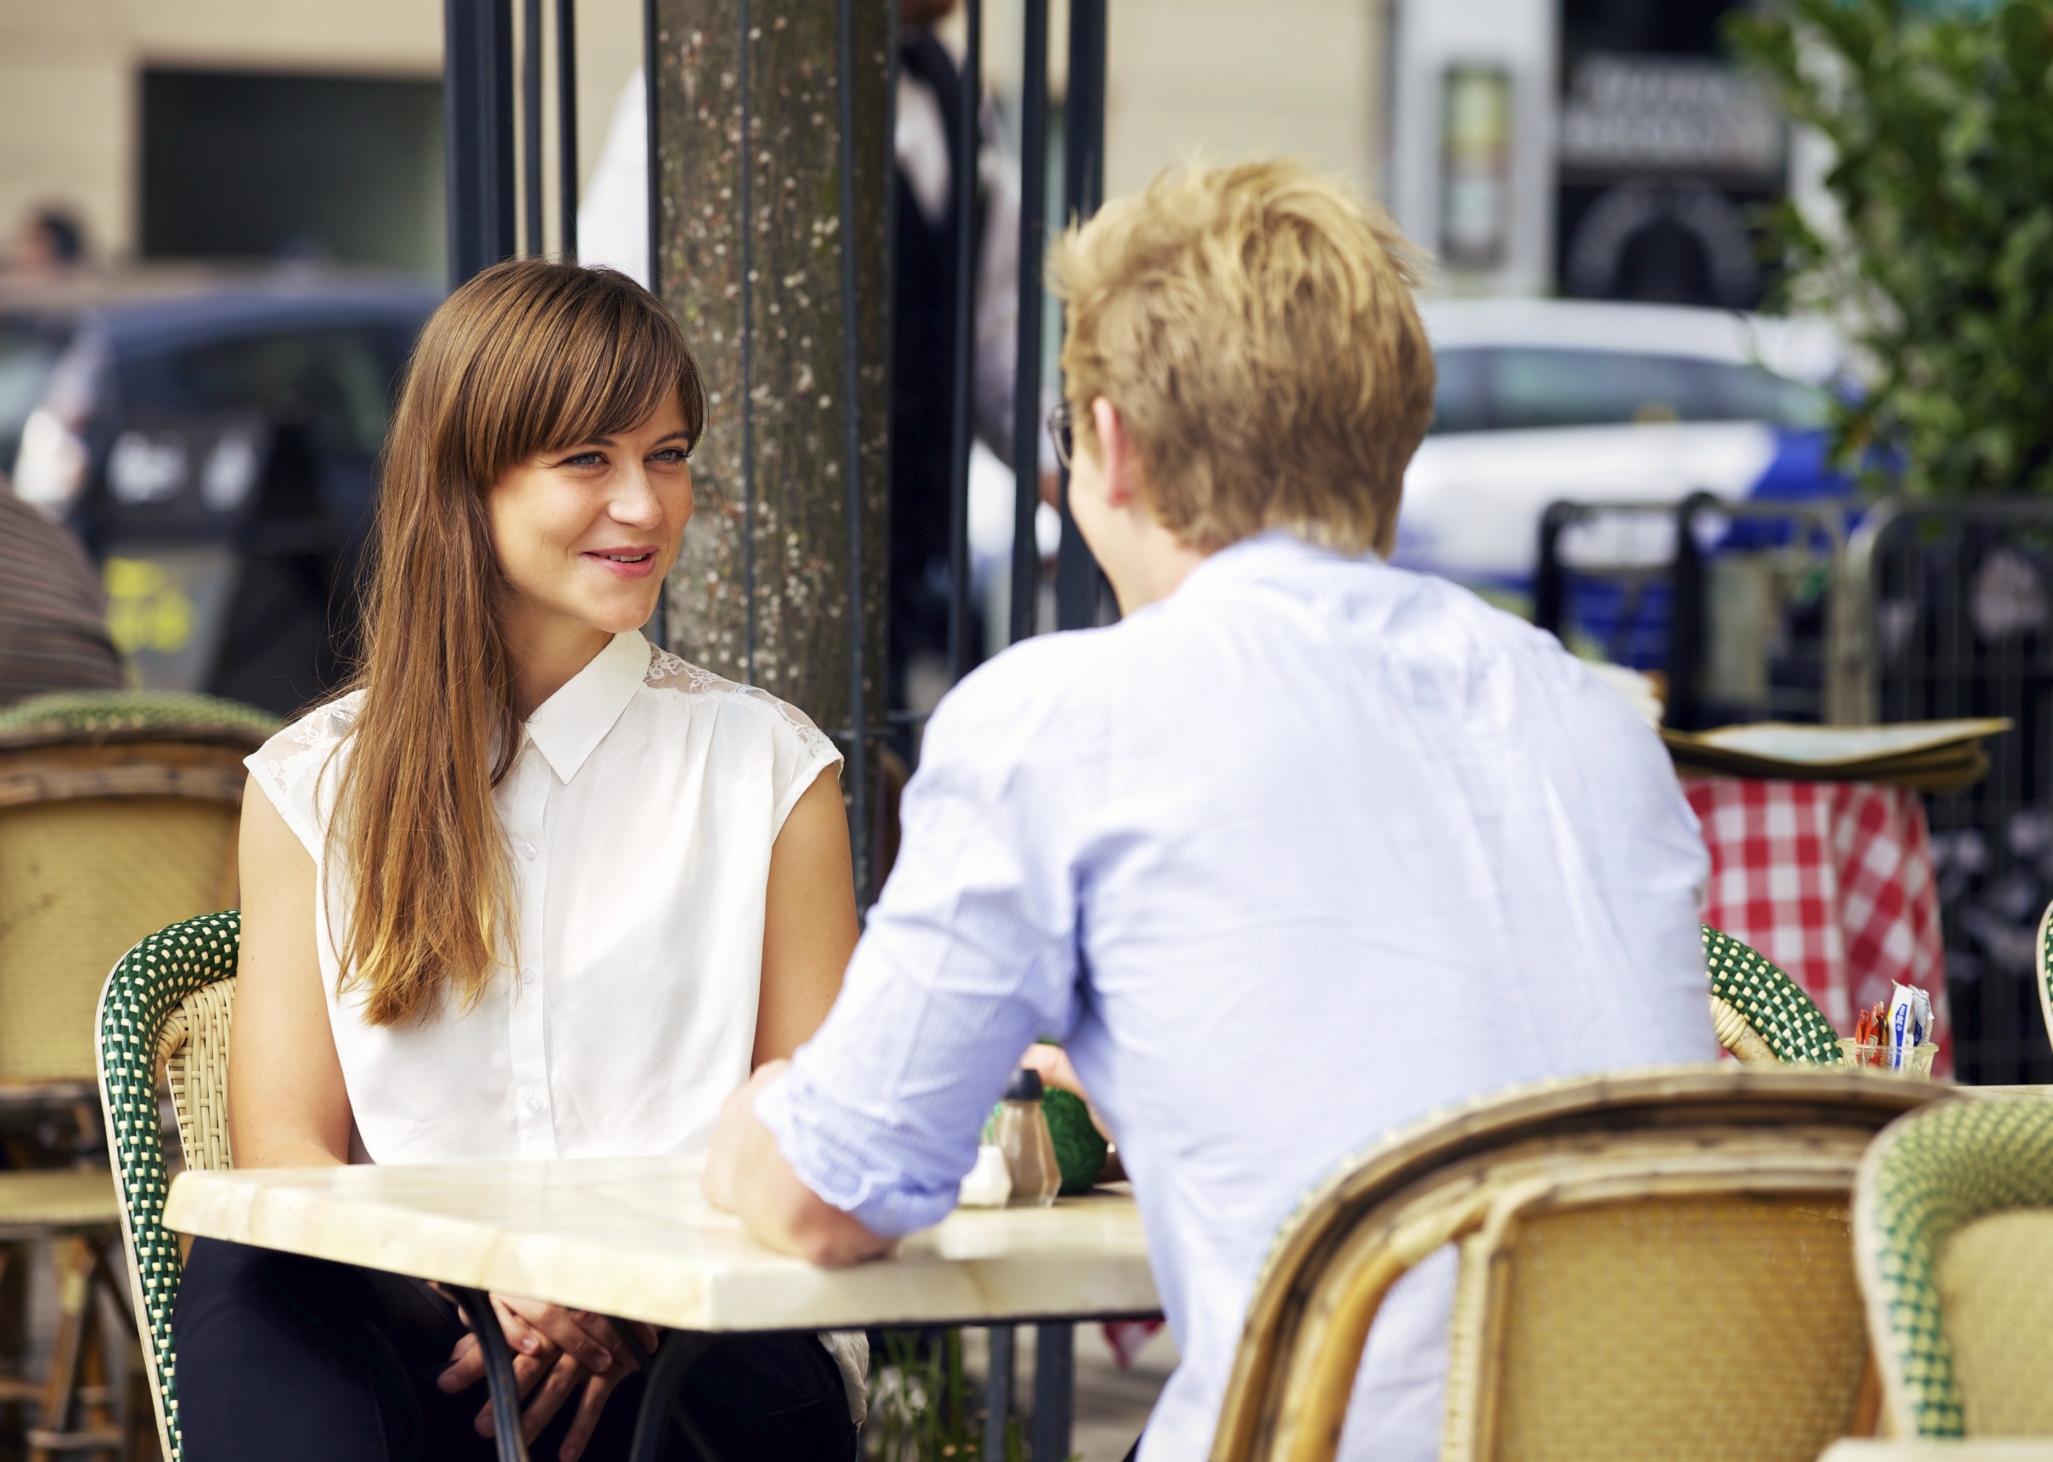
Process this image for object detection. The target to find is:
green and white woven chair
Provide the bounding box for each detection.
[94,911,242,1462]
[2035,898,2053,1055]
[1854,1095,2053,1439]
[1704,924,1844,1065]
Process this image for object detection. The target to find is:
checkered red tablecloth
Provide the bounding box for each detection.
[1684,776,1951,1074]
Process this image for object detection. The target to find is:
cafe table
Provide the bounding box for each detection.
[163,1156,1161,1462]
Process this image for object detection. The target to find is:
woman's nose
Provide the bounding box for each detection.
[609,466,664,525]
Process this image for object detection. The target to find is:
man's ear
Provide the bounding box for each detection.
[1091,397,1136,510]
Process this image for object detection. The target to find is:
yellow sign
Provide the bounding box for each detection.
[104,557,196,656]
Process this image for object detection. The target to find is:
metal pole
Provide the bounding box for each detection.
[1031,1322,1074,1462]
[522,0,545,255]
[557,0,579,259]
[643,0,662,298]
[740,0,755,683]
[945,0,983,684]
[836,0,873,906]
[1007,0,1050,645]
[445,0,516,286]
[984,1324,1015,1459]
[1053,0,1108,631]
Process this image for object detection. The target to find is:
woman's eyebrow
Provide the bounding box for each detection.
[650,430,693,447]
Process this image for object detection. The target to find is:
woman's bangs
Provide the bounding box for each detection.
[529,296,704,461]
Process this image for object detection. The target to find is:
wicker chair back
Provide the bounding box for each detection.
[1209,1068,1947,1462]
[1854,1095,2053,1439]
[0,690,273,1087]
[2035,900,2053,1055]
[1703,924,1844,1065]
[94,911,242,1462]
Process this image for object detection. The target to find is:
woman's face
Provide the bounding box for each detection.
[488,398,695,639]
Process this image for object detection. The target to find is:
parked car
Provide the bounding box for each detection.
[1392,298,1852,598]
[2,266,439,715]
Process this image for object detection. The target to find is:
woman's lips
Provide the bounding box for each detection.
[585,550,659,580]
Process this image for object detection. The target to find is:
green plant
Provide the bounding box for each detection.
[866,1329,1027,1462]
[1729,0,2053,496]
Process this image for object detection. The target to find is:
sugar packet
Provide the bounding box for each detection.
[1887,982,1932,1070]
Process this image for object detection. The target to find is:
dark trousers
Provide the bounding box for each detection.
[174,1238,858,1462]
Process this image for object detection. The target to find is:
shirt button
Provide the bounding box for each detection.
[519,842,538,860]
[522,1090,543,1114]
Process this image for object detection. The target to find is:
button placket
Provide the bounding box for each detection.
[504,752,554,1158]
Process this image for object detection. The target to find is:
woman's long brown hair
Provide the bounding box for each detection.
[333,260,704,1026]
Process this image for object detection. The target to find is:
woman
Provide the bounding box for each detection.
[174,260,864,1462]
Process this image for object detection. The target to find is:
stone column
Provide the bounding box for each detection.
[650,0,890,824]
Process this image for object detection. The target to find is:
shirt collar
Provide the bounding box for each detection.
[524,630,651,782]
[1176,529,1376,598]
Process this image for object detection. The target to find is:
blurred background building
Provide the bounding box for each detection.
[1,0,1796,303]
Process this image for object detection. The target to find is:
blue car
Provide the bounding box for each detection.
[2,267,439,715]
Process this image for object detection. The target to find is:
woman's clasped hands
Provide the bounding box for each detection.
[437,1292,660,1462]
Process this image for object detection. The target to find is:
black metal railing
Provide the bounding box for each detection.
[1843,498,2053,1085]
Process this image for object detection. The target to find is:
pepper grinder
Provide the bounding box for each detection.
[991,1068,1060,1207]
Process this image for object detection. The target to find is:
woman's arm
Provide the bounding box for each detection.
[754,766,861,1067]
[227,775,355,1168]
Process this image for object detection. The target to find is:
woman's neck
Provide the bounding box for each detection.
[500,599,616,718]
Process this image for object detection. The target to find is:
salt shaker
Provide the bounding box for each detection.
[991,1068,1060,1207]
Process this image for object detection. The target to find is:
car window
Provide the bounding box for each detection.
[1428,346,1834,434]
[120,325,407,461]
[1428,346,1490,434]
[0,317,73,470]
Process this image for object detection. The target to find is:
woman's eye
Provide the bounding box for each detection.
[650,447,688,465]
[561,451,606,468]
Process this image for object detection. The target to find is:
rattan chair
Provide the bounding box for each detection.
[2034,899,2053,1056]
[1854,1095,2053,1440]
[94,911,241,1462]
[1704,924,1845,1065]
[1209,1067,1951,1462]
[0,692,270,1460]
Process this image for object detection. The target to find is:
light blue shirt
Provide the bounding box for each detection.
[757,532,1716,1460]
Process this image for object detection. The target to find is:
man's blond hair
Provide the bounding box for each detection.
[1051,159,1435,556]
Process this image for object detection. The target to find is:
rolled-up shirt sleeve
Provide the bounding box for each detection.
[754,647,1091,1238]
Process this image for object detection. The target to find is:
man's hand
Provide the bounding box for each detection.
[705,1060,895,1267]
[437,1294,657,1462]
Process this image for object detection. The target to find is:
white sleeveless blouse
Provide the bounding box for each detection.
[245,630,844,1165]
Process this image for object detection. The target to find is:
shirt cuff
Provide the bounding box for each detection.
[751,1067,962,1240]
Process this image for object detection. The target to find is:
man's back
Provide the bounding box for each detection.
[762,533,1714,1459]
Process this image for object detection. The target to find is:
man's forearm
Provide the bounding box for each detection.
[707,1063,895,1267]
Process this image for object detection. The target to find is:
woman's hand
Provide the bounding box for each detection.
[438,1294,658,1462]
[1018,1043,1112,1141]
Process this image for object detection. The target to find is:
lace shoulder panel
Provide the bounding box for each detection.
[643,648,839,765]
[245,690,364,856]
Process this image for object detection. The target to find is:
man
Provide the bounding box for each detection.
[708,160,1716,1460]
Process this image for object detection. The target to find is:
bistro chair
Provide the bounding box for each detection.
[0,692,271,1460]
[1854,1095,2053,1440]
[2035,898,2053,1055]
[1209,1067,1949,1462]
[1704,924,1844,1065]
[95,911,241,1462]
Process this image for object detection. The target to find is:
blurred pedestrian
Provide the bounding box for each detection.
[10,207,88,273]
[0,475,124,708]
[888,0,1020,716]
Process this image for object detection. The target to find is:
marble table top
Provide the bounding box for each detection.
[164,1157,1161,1332]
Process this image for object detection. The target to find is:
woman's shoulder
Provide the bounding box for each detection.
[244,689,366,855]
[251,689,366,766]
[639,647,838,763]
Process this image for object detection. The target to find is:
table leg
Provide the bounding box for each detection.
[628,1330,718,1462]
[1033,1322,1074,1462]
[452,1288,530,1462]
[985,1324,1015,1460]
